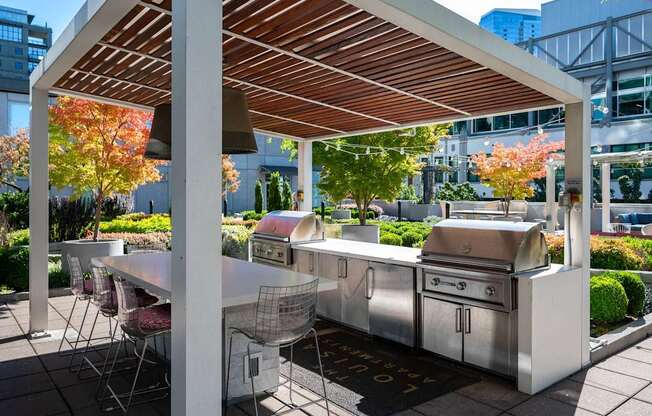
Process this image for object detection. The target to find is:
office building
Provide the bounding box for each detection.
[479,8,541,44]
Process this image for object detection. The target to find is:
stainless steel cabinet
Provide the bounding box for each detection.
[421,296,512,375]
[315,253,342,322]
[368,262,415,346]
[340,257,370,332]
[294,249,315,275]
[422,297,462,361]
[463,305,510,375]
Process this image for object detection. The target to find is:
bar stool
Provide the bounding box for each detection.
[58,255,94,364]
[225,280,329,416]
[100,275,171,414]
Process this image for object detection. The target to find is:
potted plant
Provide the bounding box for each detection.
[313,126,447,243]
[471,134,564,220]
[49,97,161,272]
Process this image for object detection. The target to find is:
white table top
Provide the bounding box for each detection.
[95,252,337,308]
[292,238,422,268]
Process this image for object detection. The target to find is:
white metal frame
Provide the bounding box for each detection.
[28,0,589,412]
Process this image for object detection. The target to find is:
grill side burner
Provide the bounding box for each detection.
[251,211,323,267]
[418,219,550,377]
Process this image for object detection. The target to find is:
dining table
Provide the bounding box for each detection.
[93,251,337,402]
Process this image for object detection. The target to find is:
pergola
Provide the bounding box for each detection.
[28,0,589,413]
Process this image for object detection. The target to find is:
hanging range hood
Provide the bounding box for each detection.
[145,87,258,159]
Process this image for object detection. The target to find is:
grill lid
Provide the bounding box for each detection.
[253,210,323,242]
[420,219,549,273]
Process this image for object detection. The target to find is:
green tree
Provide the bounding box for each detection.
[284,126,447,225]
[282,178,293,210]
[268,171,283,211]
[254,179,263,213]
[617,164,643,202]
[436,182,479,201]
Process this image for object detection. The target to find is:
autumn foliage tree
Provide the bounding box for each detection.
[471,134,564,216]
[49,97,161,241]
[0,129,29,192]
[221,155,240,198]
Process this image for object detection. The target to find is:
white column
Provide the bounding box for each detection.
[601,162,611,232]
[564,84,592,367]
[170,0,222,415]
[297,141,313,211]
[28,87,49,335]
[545,163,557,232]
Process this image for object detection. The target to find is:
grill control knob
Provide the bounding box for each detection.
[485,287,496,296]
[456,282,467,291]
[431,277,440,286]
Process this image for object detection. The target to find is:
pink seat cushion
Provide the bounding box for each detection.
[139,304,171,332]
[83,279,94,294]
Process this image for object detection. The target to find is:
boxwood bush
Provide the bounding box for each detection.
[401,231,423,248]
[598,271,646,316]
[545,235,645,270]
[0,247,68,291]
[380,232,402,246]
[590,276,628,323]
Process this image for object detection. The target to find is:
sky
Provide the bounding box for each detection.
[9,0,546,43]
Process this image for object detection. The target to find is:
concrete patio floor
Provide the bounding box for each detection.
[1,296,651,416]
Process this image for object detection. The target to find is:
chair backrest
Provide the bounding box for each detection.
[67,254,85,296]
[91,266,115,312]
[254,279,319,345]
[112,275,141,331]
[609,222,632,234]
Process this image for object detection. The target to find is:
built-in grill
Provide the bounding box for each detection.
[251,210,324,267]
[417,219,549,377]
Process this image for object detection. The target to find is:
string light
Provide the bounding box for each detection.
[400,147,405,155]
[537,126,544,135]
[325,144,329,151]
[595,144,603,153]
[365,146,370,155]
[336,143,341,151]
[355,154,359,160]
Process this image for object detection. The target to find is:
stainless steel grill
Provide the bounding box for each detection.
[251,211,324,267]
[417,219,550,377]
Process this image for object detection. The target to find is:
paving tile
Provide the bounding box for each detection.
[633,384,652,404]
[569,367,649,396]
[544,379,628,415]
[0,389,69,415]
[456,377,529,410]
[0,371,55,401]
[634,337,652,350]
[596,356,652,381]
[508,396,600,416]
[609,399,652,416]
[411,392,502,416]
[618,345,652,365]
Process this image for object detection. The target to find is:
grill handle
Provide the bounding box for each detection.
[365,267,374,300]
[455,308,462,333]
[464,308,471,334]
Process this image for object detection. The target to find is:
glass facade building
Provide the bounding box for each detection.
[479,9,541,44]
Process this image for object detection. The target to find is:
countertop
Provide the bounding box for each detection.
[95,252,338,307]
[292,238,422,267]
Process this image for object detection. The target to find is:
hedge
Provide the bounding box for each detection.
[546,235,645,270]
[598,271,646,316]
[590,276,628,323]
[380,232,402,246]
[0,247,68,291]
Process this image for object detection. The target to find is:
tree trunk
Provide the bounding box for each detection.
[504,198,511,217]
[356,200,366,226]
[93,192,103,241]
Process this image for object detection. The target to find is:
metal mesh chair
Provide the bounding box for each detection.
[225,279,329,416]
[59,255,94,365]
[100,275,170,414]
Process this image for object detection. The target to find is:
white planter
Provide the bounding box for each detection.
[341,224,379,244]
[60,239,124,273]
[331,209,352,220]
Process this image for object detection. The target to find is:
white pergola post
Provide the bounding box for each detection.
[545,163,557,232]
[297,141,313,211]
[28,87,49,335]
[601,162,611,232]
[564,84,592,367]
[170,0,222,414]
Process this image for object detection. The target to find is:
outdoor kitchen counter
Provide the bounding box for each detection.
[292,238,422,267]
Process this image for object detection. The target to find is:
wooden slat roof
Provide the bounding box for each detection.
[51,0,563,140]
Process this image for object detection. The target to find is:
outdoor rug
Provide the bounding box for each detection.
[279,322,480,416]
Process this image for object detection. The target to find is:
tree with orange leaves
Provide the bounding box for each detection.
[49,97,161,241]
[221,155,240,198]
[471,134,564,217]
[0,129,29,192]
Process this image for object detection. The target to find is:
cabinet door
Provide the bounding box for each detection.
[294,250,315,275]
[316,253,342,322]
[463,305,510,375]
[340,257,369,332]
[422,297,463,361]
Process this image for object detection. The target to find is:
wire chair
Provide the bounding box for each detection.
[609,222,632,234]
[59,255,95,366]
[225,279,329,416]
[100,275,170,414]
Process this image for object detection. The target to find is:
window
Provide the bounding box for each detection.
[0,24,22,42]
[493,115,510,130]
[618,92,645,116]
[510,112,529,128]
[592,96,607,121]
[28,46,45,60]
[474,117,493,133]
[8,101,28,134]
[28,36,47,46]
[537,108,563,124]
[14,47,21,56]
[0,10,27,24]
[14,61,22,71]
[28,61,37,72]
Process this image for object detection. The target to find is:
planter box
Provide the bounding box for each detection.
[60,239,124,273]
[341,224,379,243]
[331,209,352,220]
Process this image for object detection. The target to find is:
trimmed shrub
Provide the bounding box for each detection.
[599,271,646,316]
[268,172,283,211]
[254,180,263,213]
[8,229,29,246]
[401,231,423,248]
[241,210,267,221]
[590,276,628,323]
[590,239,643,270]
[0,246,29,291]
[222,217,258,228]
[99,214,171,233]
[0,191,29,230]
[222,225,253,260]
[89,232,171,251]
[380,232,402,246]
